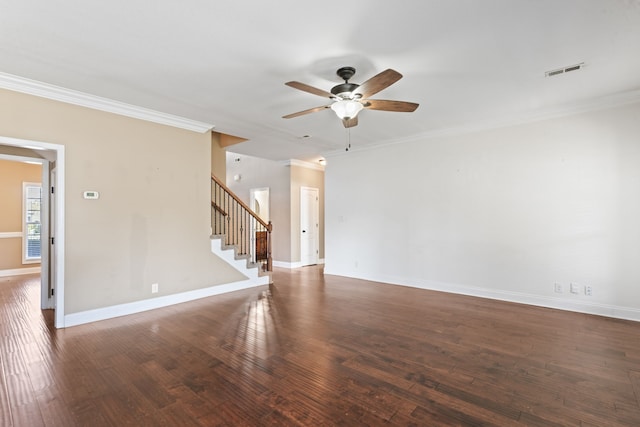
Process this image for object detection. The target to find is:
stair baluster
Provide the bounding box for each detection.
[211,175,272,272]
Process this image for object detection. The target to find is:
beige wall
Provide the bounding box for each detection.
[0,159,42,270]
[0,88,245,314]
[211,131,226,180]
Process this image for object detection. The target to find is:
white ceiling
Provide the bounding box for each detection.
[2,0,640,162]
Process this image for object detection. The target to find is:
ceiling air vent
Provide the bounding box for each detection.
[545,62,585,77]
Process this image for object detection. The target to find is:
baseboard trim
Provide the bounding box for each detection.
[0,267,41,277]
[64,279,268,328]
[323,269,640,323]
[273,259,325,269]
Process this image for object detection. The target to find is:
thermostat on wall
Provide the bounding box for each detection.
[83,191,99,200]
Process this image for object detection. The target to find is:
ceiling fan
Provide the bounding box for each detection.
[283,66,419,128]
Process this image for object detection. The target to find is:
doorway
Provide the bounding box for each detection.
[249,187,270,223]
[0,136,65,328]
[249,187,269,263]
[300,187,319,266]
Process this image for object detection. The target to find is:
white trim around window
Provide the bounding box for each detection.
[22,182,42,264]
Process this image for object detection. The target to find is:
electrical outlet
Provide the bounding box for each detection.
[570,283,580,294]
[151,283,159,294]
[585,285,593,296]
[554,283,563,293]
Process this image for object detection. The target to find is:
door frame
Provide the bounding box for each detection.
[249,187,270,263]
[48,166,57,310]
[249,187,270,222]
[0,136,66,328]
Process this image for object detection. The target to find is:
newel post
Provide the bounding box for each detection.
[267,221,273,271]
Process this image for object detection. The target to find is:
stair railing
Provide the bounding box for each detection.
[211,174,272,272]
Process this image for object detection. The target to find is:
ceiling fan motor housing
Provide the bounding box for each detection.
[331,82,360,98]
[331,66,361,99]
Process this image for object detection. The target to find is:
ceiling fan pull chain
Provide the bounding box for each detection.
[345,128,351,151]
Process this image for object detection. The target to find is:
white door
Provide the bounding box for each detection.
[300,187,319,266]
[49,167,56,309]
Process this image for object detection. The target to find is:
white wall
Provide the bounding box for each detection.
[325,102,640,321]
[226,153,326,266]
[226,152,291,262]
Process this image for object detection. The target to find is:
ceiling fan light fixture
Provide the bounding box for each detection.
[331,99,363,119]
[283,67,419,127]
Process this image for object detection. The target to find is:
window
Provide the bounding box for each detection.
[23,182,42,264]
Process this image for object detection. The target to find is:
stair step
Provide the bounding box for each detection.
[210,235,272,284]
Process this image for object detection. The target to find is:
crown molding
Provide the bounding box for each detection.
[0,72,214,133]
[325,88,640,158]
[279,158,325,171]
[407,88,640,144]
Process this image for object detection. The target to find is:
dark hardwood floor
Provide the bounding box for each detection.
[1,268,639,426]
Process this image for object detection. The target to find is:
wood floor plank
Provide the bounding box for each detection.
[2,270,640,425]
[0,354,14,426]
[628,371,640,412]
[33,385,78,427]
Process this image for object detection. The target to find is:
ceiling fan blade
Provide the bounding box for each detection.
[363,99,419,112]
[354,69,403,98]
[282,105,330,119]
[342,116,358,128]
[285,81,334,98]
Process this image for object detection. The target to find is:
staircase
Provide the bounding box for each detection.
[211,174,273,284]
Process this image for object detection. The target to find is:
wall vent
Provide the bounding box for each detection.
[545,62,585,77]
